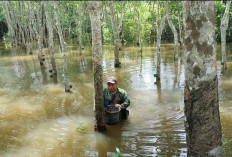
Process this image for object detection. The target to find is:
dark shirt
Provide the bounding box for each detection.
[103,88,130,108]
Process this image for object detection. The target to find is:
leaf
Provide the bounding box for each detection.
[116,147,120,154]
[223,138,229,145]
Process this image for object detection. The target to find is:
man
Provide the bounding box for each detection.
[103,76,130,119]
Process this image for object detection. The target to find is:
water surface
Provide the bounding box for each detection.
[0,42,231,156]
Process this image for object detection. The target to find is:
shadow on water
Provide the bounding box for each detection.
[0,42,232,156]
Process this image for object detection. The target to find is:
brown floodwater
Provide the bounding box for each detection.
[0,41,232,157]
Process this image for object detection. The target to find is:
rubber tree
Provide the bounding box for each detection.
[164,1,179,60]
[220,0,231,70]
[37,2,44,65]
[178,8,183,50]
[88,1,106,131]
[77,2,83,55]
[54,1,71,92]
[109,1,126,67]
[44,2,57,78]
[183,2,222,156]
[2,1,16,44]
[156,2,166,81]
[134,2,142,54]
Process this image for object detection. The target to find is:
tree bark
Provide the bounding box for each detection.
[178,9,183,50]
[18,2,26,50]
[37,2,44,65]
[220,1,231,69]
[156,2,166,81]
[2,2,16,44]
[88,1,106,131]
[134,4,142,54]
[29,2,38,41]
[183,2,222,156]
[109,1,126,67]
[164,1,179,60]
[77,2,83,55]
[54,1,71,92]
[44,2,57,78]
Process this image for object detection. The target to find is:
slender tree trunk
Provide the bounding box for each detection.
[37,2,44,65]
[220,1,231,70]
[44,2,57,78]
[183,2,222,156]
[178,9,183,50]
[88,1,106,131]
[135,6,142,54]
[150,2,156,45]
[9,2,19,46]
[2,2,16,45]
[78,2,83,55]
[109,1,126,67]
[54,1,71,92]
[164,1,179,60]
[156,2,161,82]
[29,2,38,41]
[156,2,166,81]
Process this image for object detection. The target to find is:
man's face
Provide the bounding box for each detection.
[107,82,118,93]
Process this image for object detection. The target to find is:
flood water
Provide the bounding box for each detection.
[0,41,232,157]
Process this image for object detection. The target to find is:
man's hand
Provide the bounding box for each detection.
[115,104,126,109]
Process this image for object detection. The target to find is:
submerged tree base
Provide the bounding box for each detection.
[94,125,106,132]
[185,77,222,156]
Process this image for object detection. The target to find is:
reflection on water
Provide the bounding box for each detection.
[0,42,232,156]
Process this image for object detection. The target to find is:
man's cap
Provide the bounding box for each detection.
[107,76,117,84]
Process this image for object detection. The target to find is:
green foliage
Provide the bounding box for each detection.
[112,147,123,157]
[223,138,229,146]
[76,123,87,133]
[1,1,231,45]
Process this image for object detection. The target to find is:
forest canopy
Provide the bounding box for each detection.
[0,1,231,47]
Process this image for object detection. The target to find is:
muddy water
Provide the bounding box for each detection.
[0,42,232,156]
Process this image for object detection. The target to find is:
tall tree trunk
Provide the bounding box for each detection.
[178,9,183,50]
[220,1,231,70]
[150,2,156,45]
[164,1,179,60]
[29,2,38,41]
[37,2,44,65]
[54,1,71,92]
[109,1,126,67]
[2,2,16,45]
[135,5,142,54]
[156,2,166,81]
[88,1,106,131]
[183,2,222,156]
[77,2,83,55]
[9,2,19,45]
[18,2,26,50]
[44,2,57,78]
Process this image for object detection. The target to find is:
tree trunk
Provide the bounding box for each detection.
[183,2,222,156]
[2,2,16,45]
[77,2,83,55]
[135,6,142,54]
[150,2,156,45]
[156,2,166,81]
[164,1,178,60]
[54,1,71,92]
[109,1,126,67]
[10,2,22,46]
[18,2,26,50]
[37,2,44,65]
[88,1,106,131]
[29,2,38,41]
[178,9,183,50]
[44,2,57,78]
[220,1,231,70]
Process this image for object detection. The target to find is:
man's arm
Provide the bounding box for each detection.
[119,88,130,108]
